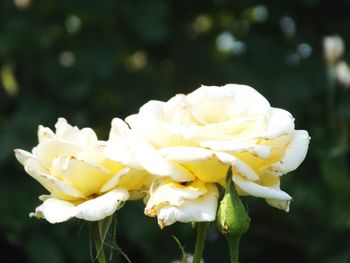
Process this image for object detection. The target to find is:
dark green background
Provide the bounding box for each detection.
[1,0,350,262]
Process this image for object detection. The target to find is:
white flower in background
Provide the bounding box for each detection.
[335,61,350,87]
[122,84,309,226]
[323,35,344,65]
[15,118,149,223]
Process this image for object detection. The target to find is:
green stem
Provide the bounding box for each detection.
[192,222,208,263]
[93,223,107,263]
[226,234,241,263]
[327,66,337,137]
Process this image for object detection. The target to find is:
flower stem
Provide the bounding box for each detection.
[192,222,208,263]
[326,66,337,136]
[226,234,241,263]
[93,223,107,263]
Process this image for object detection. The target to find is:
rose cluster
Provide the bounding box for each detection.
[15,84,310,227]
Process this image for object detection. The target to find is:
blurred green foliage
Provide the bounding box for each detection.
[1,0,350,262]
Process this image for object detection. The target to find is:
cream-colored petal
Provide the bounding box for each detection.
[251,108,295,139]
[266,199,291,212]
[127,100,165,126]
[158,146,214,162]
[154,184,219,228]
[127,132,195,182]
[108,118,133,142]
[32,188,129,223]
[31,198,77,223]
[200,141,271,159]
[272,130,310,173]
[51,157,113,196]
[14,149,31,166]
[163,94,198,125]
[105,141,141,169]
[100,168,130,193]
[37,125,55,143]
[187,84,270,124]
[145,179,207,214]
[74,188,129,221]
[23,167,85,200]
[53,118,98,148]
[32,139,82,167]
[232,175,292,201]
[116,169,152,192]
[100,167,151,194]
[215,152,259,181]
[181,156,228,183]
[105,118,144,169]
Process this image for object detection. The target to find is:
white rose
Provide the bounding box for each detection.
[323,35,344,65]
[122,84,309,226]
[15,118,149,223]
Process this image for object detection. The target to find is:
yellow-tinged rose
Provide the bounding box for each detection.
[15,118,150,223]
[122,84,309,225]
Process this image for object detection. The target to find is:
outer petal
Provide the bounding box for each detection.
[266,199,291,212]
[158,146,214,162]
[105,118,143,169]
[272,130,310,173]
[251,108,295,139]
[200,141,271,159]
[74,188,129,221]
[54,118,98,148]
[127,132,195,182]
[133,100,166,123]
[145,179,208,213]
[30,198,76,223]
[32,189,129,223]
[18,162,85,200]
[232,175,292,201]
[14,149,48,173]
[153,184,219,228]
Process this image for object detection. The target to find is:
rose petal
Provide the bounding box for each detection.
[32,139,82,168]
[31,198,77,223]
[74,188,129,221]
[158,146,214,162]
[163,94,198,125]
[100,168,130,193]
[266,199,291,212]
[127,100,165,127]
[187,84,270,124]
[145,179,208,214]
[232,175,292,201]
[51,157,113,196]
[127,132,195,182]
[109,118,133,140]
[33,189,129,223]
[200,141,271,159]
[23,167,85,200]
[251,108,295,139]
[54,118,98,148]
[272,130,310,173]
[215,152,259,181]
[14,149,48,173]
[37,125,55,143]
[152,184,219,228]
